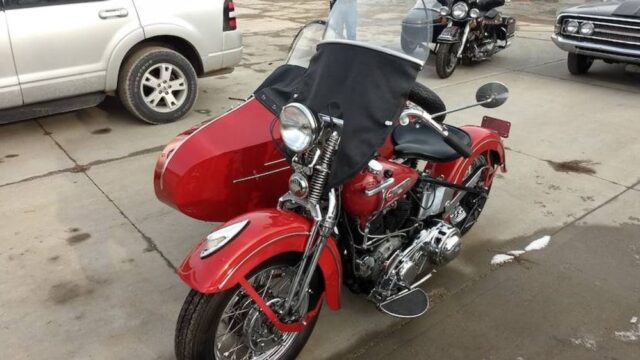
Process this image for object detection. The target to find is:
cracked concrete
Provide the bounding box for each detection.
[1,1,639,359]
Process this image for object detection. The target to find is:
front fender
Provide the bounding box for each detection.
[178,209,342,310]
[428,125,506,185]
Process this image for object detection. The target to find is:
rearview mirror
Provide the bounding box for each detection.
[476,82,509,109]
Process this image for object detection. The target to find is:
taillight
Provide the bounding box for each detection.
[224,0,237,31]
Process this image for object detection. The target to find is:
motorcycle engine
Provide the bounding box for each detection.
[369,222,462,301]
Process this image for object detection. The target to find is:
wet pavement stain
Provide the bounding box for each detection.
[628,216,640,223]
[47,255,60,262]
[47,281,94,305]
[4,154,19,158]
[91,128,112,135]
[66,233,91,245]
[68,227,80,233]
[546,160,599,175]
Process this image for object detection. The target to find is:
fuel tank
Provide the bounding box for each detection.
[342,158,418,224]
[154,98,291,222]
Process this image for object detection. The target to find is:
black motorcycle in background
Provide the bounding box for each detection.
[402,0,516,78]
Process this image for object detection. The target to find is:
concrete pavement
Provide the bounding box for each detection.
[1,1,639,359]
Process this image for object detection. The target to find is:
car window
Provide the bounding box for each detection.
[4,0,102,10]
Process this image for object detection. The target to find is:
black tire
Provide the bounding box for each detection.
[401,34,418,54]
[175,257,321,360]
[435,43,459,79]
[408,82,446,123]
[567,53,593,75]
[119,46,198,124]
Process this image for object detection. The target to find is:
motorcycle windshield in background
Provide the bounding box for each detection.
[325,0,434,65]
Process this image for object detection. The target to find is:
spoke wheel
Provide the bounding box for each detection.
[175,257,321,360]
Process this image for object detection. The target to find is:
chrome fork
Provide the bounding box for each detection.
[283,189,338,316]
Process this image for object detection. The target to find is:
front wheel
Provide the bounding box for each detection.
[175,258,320,360]
[567,53,594,75]
[435,43,460,79]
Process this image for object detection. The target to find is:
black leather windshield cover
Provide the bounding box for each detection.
[256,42,421,188]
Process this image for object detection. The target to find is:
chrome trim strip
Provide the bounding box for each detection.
[219,232,311,288]
[562,33,640,46]
[232,166,291,184]
[552,34,640,58]
[264,158,287,166]
[558,13,640,24]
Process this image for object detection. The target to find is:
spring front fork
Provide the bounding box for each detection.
[308,131,340,204]
[284,131,340,316]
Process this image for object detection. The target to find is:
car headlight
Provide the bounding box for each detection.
[280,103,318,153]
[469,8,480,19]
[452,2,469,20]
[580,21,594,36]
[565,20,579,34]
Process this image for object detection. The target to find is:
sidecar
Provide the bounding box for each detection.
[154,98,291,222]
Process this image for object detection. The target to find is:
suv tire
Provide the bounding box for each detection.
[567,53,593,75]
[119,46,198,124]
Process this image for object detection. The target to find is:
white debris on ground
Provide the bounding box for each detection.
[491,254,516,266]
[570,336,598,351]
[491,235,552,268]
[524,235,551,251]
[615,318,640,342]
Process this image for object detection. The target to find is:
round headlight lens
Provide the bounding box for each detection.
[469,8,480,19]
[580,22,595,36]
[439,6,450,16]
[452,3,469,20]
[280,103,318,153]
[565,20,579,34]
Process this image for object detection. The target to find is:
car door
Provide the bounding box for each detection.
[0,1,22,110]
[3,0,140,105]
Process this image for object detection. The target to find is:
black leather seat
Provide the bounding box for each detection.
[392,124,471,162]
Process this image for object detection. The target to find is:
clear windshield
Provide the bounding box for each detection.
[325,0,434,64]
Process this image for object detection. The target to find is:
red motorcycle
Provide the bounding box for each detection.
[155,2,510,359]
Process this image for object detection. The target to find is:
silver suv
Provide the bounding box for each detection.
[0,0,242,124]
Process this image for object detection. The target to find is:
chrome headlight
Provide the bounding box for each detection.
[469,8,480,19]
[200,220,249,259]
[439,6,450,16]
[452,2,469,20]
[565,20,579,34]
[280,103,318,153]
[580,21,594,36]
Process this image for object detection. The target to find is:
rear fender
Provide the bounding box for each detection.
[177,209,342,311]
[428,125,506,186]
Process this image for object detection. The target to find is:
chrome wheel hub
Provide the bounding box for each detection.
[140,63,188,113]
[243,299,286,353]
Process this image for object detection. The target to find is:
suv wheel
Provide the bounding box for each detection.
[567,53,593,75]
[119,46,198,124]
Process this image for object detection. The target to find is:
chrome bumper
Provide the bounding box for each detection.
[552,34,640,64]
